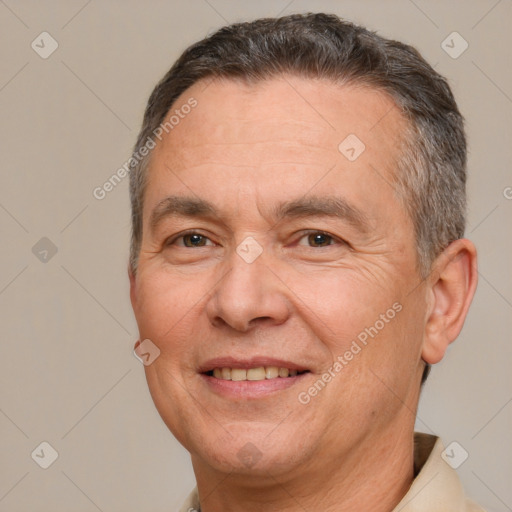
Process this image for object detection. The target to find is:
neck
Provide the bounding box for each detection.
[192,421,415,512]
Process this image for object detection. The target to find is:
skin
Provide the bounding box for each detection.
[130,76,478,512]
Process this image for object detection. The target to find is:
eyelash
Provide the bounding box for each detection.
[296,230,341,248]
[166,230,214,248]
[166,230,345,248]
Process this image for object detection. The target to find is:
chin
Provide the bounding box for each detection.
[186,425,313,478]
[194,445,302,478]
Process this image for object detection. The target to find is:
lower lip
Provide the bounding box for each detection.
[201,373,310,399]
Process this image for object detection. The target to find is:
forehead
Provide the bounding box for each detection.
[157,76,406,167]
[144,76,410,228]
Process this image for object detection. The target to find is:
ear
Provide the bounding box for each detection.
[422,239,478,364]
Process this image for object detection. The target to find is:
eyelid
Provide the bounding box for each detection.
[164,229,347,249]
[165,229,216,247]
[294,229,345,246]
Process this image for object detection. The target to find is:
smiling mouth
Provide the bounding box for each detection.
[205,367,310,382]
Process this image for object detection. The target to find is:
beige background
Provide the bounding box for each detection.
[0,1,510,511]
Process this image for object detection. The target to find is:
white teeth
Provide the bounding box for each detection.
[247,367,266,381]
[210,366,302,381]
[231,369,247,381]
[265,366,279,379]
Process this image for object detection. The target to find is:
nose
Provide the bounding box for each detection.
[206,246,291,332]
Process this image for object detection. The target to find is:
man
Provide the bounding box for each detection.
[129,13,482,511]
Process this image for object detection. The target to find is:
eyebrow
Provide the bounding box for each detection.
[149,195,370,233]
[272,196,371,233]
[150,196,218,231]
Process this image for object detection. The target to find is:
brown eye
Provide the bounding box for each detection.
[182,233,208,247]
[306,232,334,247]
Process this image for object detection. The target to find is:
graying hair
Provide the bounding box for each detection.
[129,13,466,279]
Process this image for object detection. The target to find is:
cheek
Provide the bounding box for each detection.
[286,268,401,349]
[133,269,205,350]
[287,265,424,405]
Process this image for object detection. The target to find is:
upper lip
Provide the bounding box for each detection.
[198,357,310,373]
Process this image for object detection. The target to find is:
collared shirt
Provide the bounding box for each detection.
[179,433,485,512]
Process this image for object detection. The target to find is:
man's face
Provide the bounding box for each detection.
[130,77,429,476]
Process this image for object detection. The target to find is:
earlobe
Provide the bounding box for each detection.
[422,239,478,364]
